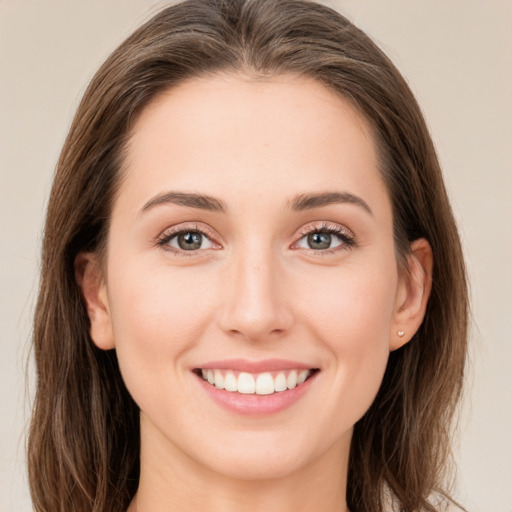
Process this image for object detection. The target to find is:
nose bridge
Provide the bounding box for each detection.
[220,241,292,341]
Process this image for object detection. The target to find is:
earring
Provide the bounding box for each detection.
[397,330,405,337]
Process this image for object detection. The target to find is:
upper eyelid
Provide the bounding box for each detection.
[158,222,218,241]
[158,220,351,236]
[295,221,354,238]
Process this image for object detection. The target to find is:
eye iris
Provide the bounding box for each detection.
[307,232,331,250]
[177,232,202,250]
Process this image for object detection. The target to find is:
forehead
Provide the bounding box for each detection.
[118,73,389,217]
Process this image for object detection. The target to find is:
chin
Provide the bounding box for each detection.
[206,449,308,481]
[189,427,342,482]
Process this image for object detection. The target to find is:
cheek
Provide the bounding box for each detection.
[295,260,397,415]
[106,260,217,407]
[297,257,397,342]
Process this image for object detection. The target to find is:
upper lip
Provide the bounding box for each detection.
[194,358,318,373]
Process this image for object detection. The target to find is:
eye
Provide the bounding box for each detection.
[169,231,213,251]
[293,224,355,253]
[299,231,342,250]
[158,226,219,255]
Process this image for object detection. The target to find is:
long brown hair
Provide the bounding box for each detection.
[28,1,468,511]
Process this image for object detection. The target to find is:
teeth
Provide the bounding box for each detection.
[297,370,309,384]
[214,370,224,389]
[199,368,314,394]
[224,372,238,392]
[255,373,274,395]
[238,372,255,394]
[287,370,297,389]
[274,372,287,392]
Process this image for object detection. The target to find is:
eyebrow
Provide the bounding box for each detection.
[290,191,373,215]
[139,190,372,216]
[140,191,227,214]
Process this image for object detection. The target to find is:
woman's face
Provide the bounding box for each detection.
[89,74,412,480]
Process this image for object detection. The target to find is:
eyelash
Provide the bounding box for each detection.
[294,223,356,255]
[157,223,219,257]
[156,222,356,257]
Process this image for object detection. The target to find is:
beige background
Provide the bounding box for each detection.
[1,1,510,511]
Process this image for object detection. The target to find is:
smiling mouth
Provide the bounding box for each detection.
[193,368,320,395]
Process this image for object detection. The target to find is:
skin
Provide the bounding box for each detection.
[78,74,432,512]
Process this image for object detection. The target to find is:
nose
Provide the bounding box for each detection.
[218,247,294,342]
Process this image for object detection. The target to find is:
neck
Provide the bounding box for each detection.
[129,416,351,512]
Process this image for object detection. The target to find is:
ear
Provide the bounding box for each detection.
[75,252,115,350]
[390,238,433,351]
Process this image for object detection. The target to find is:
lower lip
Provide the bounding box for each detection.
[195,372,318,416]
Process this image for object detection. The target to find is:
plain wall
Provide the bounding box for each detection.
[1,1,510,511]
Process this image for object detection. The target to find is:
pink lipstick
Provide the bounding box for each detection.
[193,359,319,415]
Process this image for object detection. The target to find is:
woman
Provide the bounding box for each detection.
[28,1,468,511]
